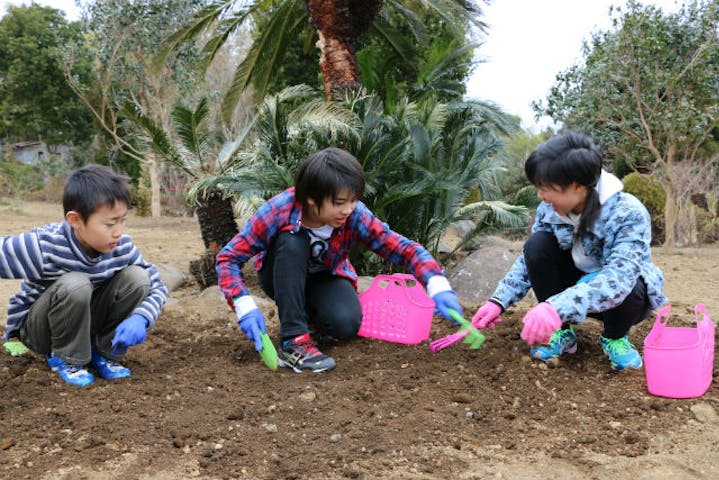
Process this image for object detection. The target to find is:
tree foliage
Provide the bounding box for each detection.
[535,0,719,247]
[208,85,525,274]
[156,0,485,121]
[0,5,93,144]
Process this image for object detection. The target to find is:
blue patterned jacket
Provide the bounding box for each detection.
[491,186,667,323]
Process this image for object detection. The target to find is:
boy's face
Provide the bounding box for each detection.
[66,201,128,257]
[304,187,357,228]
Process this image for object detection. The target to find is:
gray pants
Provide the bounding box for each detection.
[20,265,150,366]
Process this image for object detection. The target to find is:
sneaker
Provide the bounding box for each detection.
[91,351,131,379]
[600,336,643,370]
[46,354,94,387]
[278,333,336,373]
[530,326,578,361]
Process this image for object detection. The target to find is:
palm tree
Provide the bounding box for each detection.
[155,0,484,121]
[215,85,527,275]
[122,97,252,287]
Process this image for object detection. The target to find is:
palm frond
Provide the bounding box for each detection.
[120,101,192,177]
[222,0,308,122]
[172,97,211,168]
[456,200,529,227]
[153,1,237,71]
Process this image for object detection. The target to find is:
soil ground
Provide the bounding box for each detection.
[1,200,719,480]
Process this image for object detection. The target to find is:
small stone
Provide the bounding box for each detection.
[690,402,719,424]
[330,434,342,443]
[299,392,316,402]
[0,438,14,450]
[264,423,278,433]
[451,393,473,404]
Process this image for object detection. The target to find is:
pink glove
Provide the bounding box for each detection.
[520,302,562,345]
[471,301,503,329]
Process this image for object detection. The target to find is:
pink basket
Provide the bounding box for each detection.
[358,273,434,344]
[644,304,715,399]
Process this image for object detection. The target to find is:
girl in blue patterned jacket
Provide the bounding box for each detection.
[471,132,667,370]
[1,165,167,386]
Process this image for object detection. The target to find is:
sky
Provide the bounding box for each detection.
[1,0,683,132]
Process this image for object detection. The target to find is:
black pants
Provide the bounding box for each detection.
[258,230,362,342]
[523,231,649,339]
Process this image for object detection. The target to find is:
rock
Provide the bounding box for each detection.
[156,263,186,292]
[690,402,719,424]
[263,423,278,433]
[357,276,374,294]
[330,434,342,443]
[0,438,14,450]
[199,285,224,301]
[449,244,521,304]
[299,391,317,402]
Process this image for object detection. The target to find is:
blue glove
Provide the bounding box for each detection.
[111,313,148,353]
[238,309,267,351]
[432,290,463,321]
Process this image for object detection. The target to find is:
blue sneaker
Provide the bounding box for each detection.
[46,354,94,387]
[600,336,643,370]
[91,351,131,379]
[530,326,577,361]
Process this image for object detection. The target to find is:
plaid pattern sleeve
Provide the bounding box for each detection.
[345,202,444,286]
[216,189,298,308]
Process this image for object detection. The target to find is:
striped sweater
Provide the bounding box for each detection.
[1,221,167,340]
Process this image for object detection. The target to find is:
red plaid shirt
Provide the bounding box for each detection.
[216,187,445,307]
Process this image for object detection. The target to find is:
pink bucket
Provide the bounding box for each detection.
[358,273,434,344]
[643,304,715,399]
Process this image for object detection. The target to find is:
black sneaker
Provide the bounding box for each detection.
[278,333,336,373]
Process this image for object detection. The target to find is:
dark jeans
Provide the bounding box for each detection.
[258,230,362,341]
[523,231,649,339]
[20,265,150,365]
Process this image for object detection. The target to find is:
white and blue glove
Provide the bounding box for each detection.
[432,290,463,321]
[238,309,267,351]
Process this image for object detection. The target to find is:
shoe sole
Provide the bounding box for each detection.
[531,342,578,361]
[277,358,335,373]
[608,358,643,371]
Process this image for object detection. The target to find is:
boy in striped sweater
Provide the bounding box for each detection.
[1,164,167,386]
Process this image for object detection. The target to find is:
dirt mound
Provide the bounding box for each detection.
[1,201,718,479]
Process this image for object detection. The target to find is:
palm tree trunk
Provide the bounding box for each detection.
[191,189,239,289]
[306,0,383,99]
[195,189,239,251]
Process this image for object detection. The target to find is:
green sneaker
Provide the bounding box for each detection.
[530,326,577,361]
[600,336,643,370]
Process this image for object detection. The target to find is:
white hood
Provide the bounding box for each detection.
[596,169,623,205]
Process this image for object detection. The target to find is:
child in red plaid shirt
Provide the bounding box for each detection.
[216,147,461,372]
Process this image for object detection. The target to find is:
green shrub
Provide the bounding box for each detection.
[622,172,665,245]
[0,160,44,199]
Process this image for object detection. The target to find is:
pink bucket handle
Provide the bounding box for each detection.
[645,304,672,346]
[695,303,714,340]
[654,304,672,330]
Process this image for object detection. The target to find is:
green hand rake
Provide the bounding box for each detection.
[429,308,486,352]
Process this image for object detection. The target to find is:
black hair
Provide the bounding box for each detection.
[524,132,603,240]
[63,164,132,219]
[295,147,365,208]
